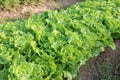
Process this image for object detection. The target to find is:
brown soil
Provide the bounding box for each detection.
[0,0,82,23]
[74,40,120,80]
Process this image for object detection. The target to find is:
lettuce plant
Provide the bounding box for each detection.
[0,0,120,80]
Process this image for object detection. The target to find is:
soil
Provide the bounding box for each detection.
[74,39,120,80]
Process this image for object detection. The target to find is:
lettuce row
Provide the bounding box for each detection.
[0,0,120,80]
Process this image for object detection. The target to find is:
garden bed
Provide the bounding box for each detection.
[0,0,120,80]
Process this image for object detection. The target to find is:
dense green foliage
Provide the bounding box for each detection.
[0,0,120,80]
[0,0,41,10]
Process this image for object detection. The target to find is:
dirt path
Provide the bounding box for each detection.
[74,40,120,80]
